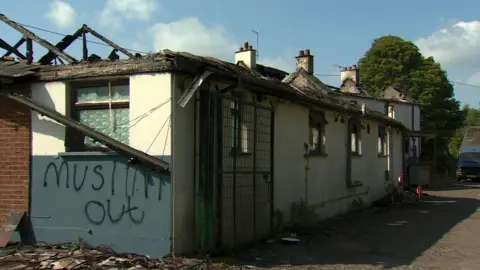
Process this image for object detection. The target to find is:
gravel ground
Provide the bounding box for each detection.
[229,182,480,270]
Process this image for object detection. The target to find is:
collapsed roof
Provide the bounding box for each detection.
[0,13,409,132]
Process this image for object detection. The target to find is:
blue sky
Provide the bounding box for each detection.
[1,0,479,107]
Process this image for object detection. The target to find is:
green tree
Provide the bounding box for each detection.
[358,36,465,172]
[448,105,480,157]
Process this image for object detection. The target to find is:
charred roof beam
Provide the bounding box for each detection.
[0,38,26,60]
[0,14,78,64]
[38,27,84,65]
[2,38,25,58]
[82,25,136,59]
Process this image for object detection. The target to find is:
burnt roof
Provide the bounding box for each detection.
[0,59,38,78]
[0,49,408,131]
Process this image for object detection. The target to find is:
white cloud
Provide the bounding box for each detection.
[149,17,238,60]
[46,0,77,29]
[147,17,294,72]
[99,0,157,29]
[416,20,480,68]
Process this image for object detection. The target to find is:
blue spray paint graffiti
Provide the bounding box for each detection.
[42,159,167,226]
[31,155,171,257]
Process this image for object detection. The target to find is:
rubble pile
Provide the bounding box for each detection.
[0,242,228,270]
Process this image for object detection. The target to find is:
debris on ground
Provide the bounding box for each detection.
[0,242,233,269]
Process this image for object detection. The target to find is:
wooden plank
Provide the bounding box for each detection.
[83,25,135,59]
[0,38,26,59]
[38,27,84,65]
[0,14,77,63]
[2,38,25,58]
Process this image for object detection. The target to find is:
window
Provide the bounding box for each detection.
[350,121,362,155]
[230,98,249,155]
[67,80,130,151]
[378,125,387,156]
[308,111,328,155]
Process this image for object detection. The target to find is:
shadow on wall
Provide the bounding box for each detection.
[0,94,30,129]
[29,154,172,257]
[231,187,480,269]
[31,83,66,143]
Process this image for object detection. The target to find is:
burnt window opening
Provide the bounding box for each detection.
[230,94,250,156]
[350,120,363,155]
[378,125,387,156]
[66,79,130,152]
[308,111,328,155]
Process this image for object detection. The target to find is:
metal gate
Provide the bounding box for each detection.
[195,90,274,251]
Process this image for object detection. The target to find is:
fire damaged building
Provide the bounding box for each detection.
[0,14,419,257]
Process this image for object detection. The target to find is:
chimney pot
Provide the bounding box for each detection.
[352,64,357,69]
[236,42,256,69]
[343,67,347,71]
[347,66,352,71]
[295,49,313,74]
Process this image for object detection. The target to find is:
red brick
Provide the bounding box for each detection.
[0,84,31,223]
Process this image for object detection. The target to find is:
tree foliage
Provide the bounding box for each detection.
[448,105,480,157]
[358,36,465,172]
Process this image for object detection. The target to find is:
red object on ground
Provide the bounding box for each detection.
[416,185,423,201]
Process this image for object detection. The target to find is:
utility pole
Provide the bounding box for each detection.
[251,29,259,60]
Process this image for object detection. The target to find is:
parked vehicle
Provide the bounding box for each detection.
[457,149,480,182]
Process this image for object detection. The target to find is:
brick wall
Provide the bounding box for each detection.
[0,84,31,223]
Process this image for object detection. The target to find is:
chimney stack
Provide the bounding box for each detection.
[235,41,256,69]
[295,49,314,74]
[340,65,360,86]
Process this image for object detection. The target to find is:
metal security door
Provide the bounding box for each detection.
[216,93,274,249]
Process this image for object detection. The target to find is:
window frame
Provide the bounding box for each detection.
[377,125,387,157]
[66,79,130,152]
[308,110,328,156]
[350,120,362,156]
[229,94,251,156]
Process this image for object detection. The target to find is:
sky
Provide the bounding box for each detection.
[1,0,479,107]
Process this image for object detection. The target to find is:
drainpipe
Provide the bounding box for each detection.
[346,117,353,187]
[411,103,415,159]
[170,74,176,257]
[303,143,310,203]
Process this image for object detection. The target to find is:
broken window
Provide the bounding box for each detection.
[378,125,387,156]
[66,79,130,151]
[350,121,362,155]
[308,111,327,155]
[230,96,249,155]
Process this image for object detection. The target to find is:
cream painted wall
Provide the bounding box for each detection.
[273,103,404,225]
[338,94,421,157]
[337,95,386,113]
[273,102,309,219]
[129,74,172,156]
[31,82,67,155]
[171,74,196,255]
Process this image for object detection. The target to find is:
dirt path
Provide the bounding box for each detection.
[230,182,480,269]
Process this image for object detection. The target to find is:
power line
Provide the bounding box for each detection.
[119,97,171,128]
[147,114,171,153]
[16,23,149,55]
[451,81,480,89]
[311,75,480,89]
